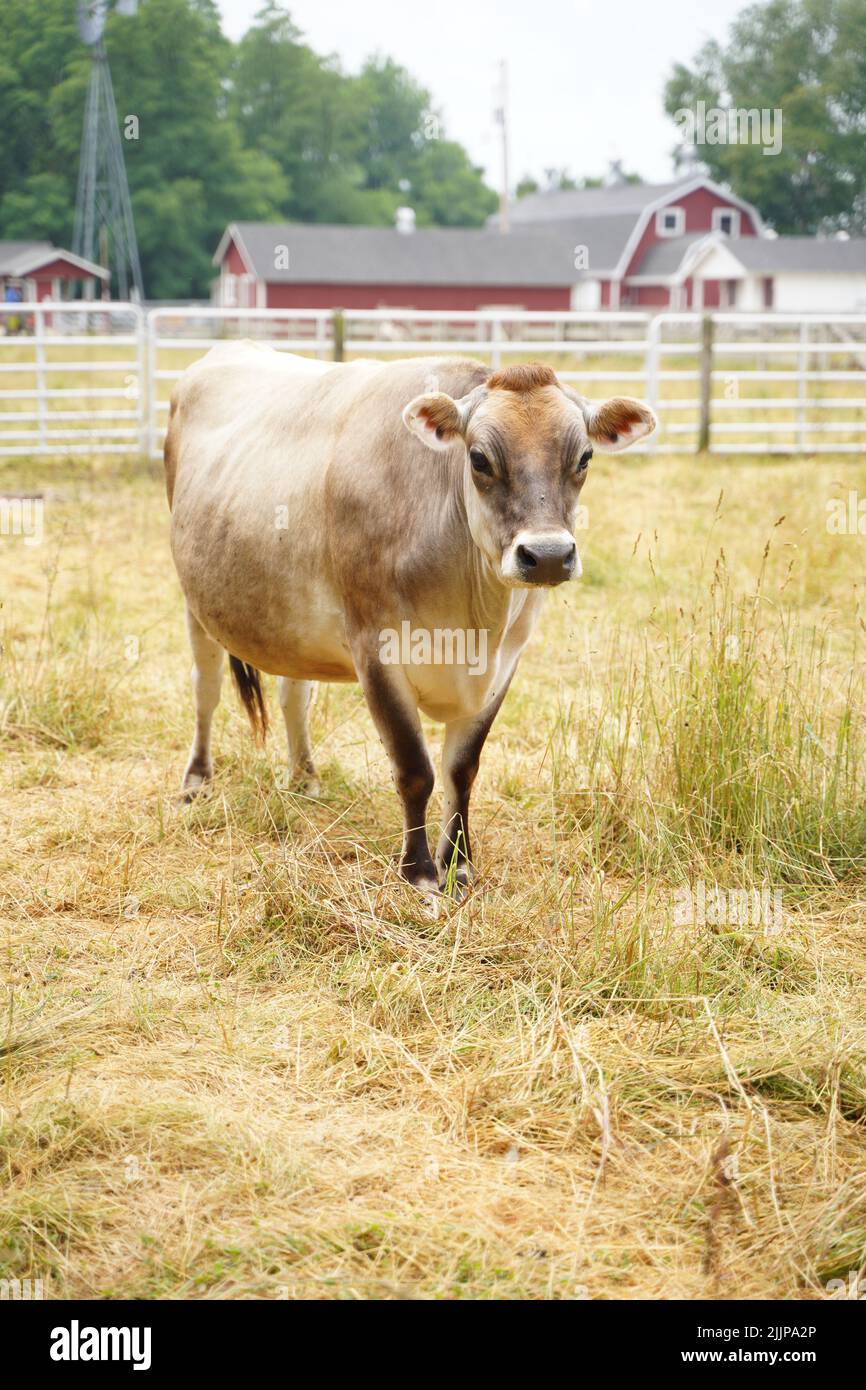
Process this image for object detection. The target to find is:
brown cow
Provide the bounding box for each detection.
[165,346,655,897]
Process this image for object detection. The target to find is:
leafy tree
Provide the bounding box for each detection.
[0,173,73,242]
[0,0,497,295]
[408,138,497,227]
[232,18,496,228]
[90,0,288,296]
[664,0,866,233]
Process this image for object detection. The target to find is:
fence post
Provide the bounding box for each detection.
[796,319,808,453]
[697,312,714,454]
[490,316,503,371]
[147,308,158,460]
[332,308,345,362]
[34,306,47,454]
[646,313,662,451]
[134,306,147,458]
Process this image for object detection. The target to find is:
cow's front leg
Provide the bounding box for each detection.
[436,687,510,894]
[356,654,438,895]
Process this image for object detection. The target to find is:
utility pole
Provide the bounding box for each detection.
[494,60,510,234]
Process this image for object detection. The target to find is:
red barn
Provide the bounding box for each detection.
[213,178,765,314]
[503,175,763,310]
[0,241,109,303]
[213,217,578,312]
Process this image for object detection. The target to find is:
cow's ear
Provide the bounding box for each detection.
[581,396,657,453]
[402,392,463,451]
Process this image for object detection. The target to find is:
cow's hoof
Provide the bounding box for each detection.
[437,862,475,902]
[177,767,212,803]
[401,869,442,917]
[283,767,320,798]
[445,877,472,903]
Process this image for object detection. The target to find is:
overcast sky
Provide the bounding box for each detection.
[215,0,751,189]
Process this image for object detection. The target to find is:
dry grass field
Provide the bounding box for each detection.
[2,441,866,1301]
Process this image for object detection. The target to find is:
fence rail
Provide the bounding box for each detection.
[1,304,864,460]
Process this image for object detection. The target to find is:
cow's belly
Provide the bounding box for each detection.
[191,580,356,682]
[171,455,356,680]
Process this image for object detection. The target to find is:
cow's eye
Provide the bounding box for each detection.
[469,447,494,476]
[576,447,593,473]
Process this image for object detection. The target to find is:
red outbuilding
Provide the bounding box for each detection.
[213,178,765,313]
[0,241,110,304]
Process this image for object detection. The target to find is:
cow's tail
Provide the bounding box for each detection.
[229,656,269,743]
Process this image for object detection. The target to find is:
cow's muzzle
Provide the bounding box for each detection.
[503,531,580,586]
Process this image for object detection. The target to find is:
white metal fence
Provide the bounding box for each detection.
[0,301,146,456]
[1,304,865,460]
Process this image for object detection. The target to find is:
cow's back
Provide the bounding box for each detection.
[164,345,488,679]
[164,344,338,507]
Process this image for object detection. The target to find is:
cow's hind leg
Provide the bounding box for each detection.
[436,688,510,895]
[277,676,319,795]
[180,607,224,799]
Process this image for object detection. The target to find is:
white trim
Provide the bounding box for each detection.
[238,272,255,308]
[656,206,685,237]
[625,233,725,289]
[10,247,109,280]
[712,207,741,237]
[212,222,257,277]
[626,275,681,286]
[221,272,238,307]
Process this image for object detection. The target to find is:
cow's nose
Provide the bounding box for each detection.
[515,538,577,585]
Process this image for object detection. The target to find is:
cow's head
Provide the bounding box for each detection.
[403,363,656,586]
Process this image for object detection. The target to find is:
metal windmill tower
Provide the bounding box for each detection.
[73,0,144,301]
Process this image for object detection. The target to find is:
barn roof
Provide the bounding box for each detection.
[0,240,108,278]
[631,234,708,277]
[730,236,866,273]
[217,222,583,287]
[501,180,691,224]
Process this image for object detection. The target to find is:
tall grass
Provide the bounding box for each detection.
[547,544,866,888]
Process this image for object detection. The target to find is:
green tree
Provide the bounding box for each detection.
[409,138,497,227]
[232,15,496,227]
[665,0,866,233]
[90,0,287,296]
[0,0,499,295]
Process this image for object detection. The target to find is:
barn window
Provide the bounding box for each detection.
[656,207,685,237]
[712,207,741,237]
